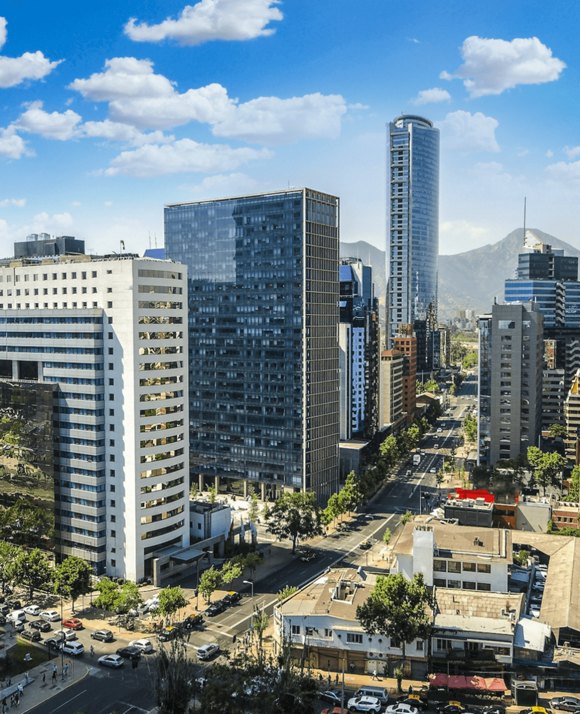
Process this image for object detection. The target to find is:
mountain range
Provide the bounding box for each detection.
[340,228,580,318]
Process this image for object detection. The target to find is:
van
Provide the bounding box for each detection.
[355,686,389,705]
[8,610,26,624]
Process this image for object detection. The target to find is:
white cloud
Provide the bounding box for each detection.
[545,149,554,158]
[564,146,580,160]
[440,219,491,249]
[212,93,347,144]
[185,172,261,198]
[125,0,283,46]
[441,36,565,97]
[0,198,25,208]
[437,110,500,153]
[15,101,82,141]
[70,58,349,143]
[31,212,74,230]
[546,160,580,185]
[82,120,172,146]
[0,17,62,89]
[103,138,271,177]
[0,127,29,159]
[412,87,451,105]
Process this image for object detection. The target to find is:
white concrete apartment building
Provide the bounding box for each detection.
[0,251,189,580]
[274,569,428,676]
[393,519,511,593]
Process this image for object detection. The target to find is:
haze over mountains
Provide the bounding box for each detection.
[341,228,580,318]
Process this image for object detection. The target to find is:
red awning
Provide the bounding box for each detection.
[428,673,449,687]
[484,677,508,692]
[470,676,487,691]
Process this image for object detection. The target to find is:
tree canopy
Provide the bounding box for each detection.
[7,547,52,599]
[158,586,187,619]
[356,573,433,662]
[53,556,92,611]
[265,492,322,554]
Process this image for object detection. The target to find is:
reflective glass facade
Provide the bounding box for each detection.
[387,115,439,343]
[165,189,340,501]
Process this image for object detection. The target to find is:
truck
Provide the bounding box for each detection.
[412,453,421,466]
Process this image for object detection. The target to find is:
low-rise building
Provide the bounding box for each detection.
[273,568,428,677]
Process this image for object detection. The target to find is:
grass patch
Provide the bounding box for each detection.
[1,639,54,676]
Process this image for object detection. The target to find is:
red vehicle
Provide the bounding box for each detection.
[62,617,83,630]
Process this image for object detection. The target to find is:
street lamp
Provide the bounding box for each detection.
[243,580,254,598]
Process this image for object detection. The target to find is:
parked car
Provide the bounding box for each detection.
[386,703,418,714]
[206,601,226,617]
[8,610,26,623]
[12,620,25,632]
[98,654,124,669]
[129,638,154,654]
[196,642,220,660]
[182,614,204,630]
[551,698,580,712]
[19,628,40,642]
[62,617,83,630]
[520,708,549,714]
[298,549,317,563]
[399,697,428,712]
[437,703,466,714]
[91,629,114,642]
[54,629,77,642]
[61,641,84,656]
[116,645,142,660]
[223,591,242,606]
[481,706,506,714]
[359,540,372,550]
[320,691,342,705]
[157,626,179,642]
[23,605,41,617]
[40,610,60,622]
[347,696,382,712]
[29,619,51,633]
[6,600,22,610]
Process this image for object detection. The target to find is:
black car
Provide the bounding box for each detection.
[0,615,5,626]
[206,601,226,617]
[30,620,52,633]
[45,637,64,651]
[399,697,429,711]
[91,629,114,642]
[359,540,372,550]
[551,698,580,712]
[20,629,41,643]
[437,705,466,714]
[0,604,10,616]
[182,614,204,630]
[157,627,179,642]
[223,592,242,606]
[481,706,506,714]
[116,645,142,660]
[6,600,21,610]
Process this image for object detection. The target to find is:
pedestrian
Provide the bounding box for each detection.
[408,684,413,694]
[90,645,94,657]
[42,672,46,687]
[17,683,23,696]
[1,700,5,714]
[372,667,378,680]
[51,669,57,684]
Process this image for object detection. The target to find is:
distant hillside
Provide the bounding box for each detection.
[341,228,580,318]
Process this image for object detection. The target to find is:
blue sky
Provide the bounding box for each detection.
[0,0,578,256]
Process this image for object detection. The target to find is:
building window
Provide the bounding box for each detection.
[477,582,491,591]
[324,628,332,638]
[447,579,461,589]
[462,562,476,572]
[391,637,400,648]
[477,563,491,573]
[416,640,424,651]
[448,561,461,573]
[462,581,476,590]
[433,578,446,587]
[433,560,447,572]
[291,625,300,635]
[346,633,363,644]
[305,627,314,636]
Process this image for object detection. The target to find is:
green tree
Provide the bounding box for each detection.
[277,585,298,602]
[158,586,187,620]
[94,577,120,611]
[0,542,19,593]
[461,351,478,370]
[322,492,343,525]
[435,472,443,491]
[400,511,413,525]
[199,566,222,604]
[567,465,580,502]
[382,528,391,545]
[379,434,399,468]
[405,424,421,451]
[156,638,196,714]
[7,547,52,600]
[221,560,242,584]
[265,493,323,554]
[534,451,566,495]
[527,445,543,481]
[248,493,260,523]
[116,581,142,613]
[548,423,567,439]
[53,556,92,612]
[338,471,364,515]
[463,413,478,443]
[241,552,261,579]
[251,606,270,666]
[513,549,529,567]
[208,486,217,504]
[356,573,433,665]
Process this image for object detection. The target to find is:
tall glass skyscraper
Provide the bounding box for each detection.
[387,115,440,345]
[165,189,340,502]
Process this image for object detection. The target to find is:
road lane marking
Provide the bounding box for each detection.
[49,689,88,712]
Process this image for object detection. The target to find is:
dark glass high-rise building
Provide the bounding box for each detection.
[165,189,340,502]
[387,115,440,347]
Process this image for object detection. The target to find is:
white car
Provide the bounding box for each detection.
[98,654,124,669]
[40,610,61,622]
[433,444,440,449]
[55,629,77,642]
[437,427,442,433]
[61,641,84,656]
[129,638,154,654]
[347,696,382,713]
[386,704,419,714]
[23,605,41,616]
[196,642,220,660]
[429,467,437,474]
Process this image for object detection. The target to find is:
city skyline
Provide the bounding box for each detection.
[0,0,579,257]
